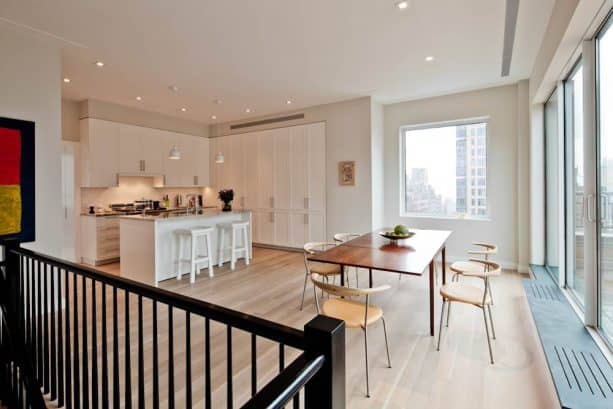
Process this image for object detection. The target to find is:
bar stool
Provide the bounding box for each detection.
[218,221,250,270]
[175,226,215,283]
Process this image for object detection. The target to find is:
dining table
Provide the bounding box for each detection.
[307,229,452,336]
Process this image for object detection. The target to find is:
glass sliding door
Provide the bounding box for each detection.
[565,62,585,305]
[597,16,613,343]
[545,88,562,282]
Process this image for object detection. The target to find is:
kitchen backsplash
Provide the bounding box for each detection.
[81,176,217,212]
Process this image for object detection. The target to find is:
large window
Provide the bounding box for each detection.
[545,88,561,282]
[401,120,487,218]
[597,16,613,344]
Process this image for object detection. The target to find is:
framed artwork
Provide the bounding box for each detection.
[0,116,35,244]
[338,161,355,186]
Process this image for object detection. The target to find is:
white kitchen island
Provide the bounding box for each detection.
[119,209,251,286]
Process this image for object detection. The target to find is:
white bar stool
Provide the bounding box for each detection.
[218,221,250,270]
[175,226,215,283]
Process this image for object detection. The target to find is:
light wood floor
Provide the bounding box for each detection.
[90,247,560,409]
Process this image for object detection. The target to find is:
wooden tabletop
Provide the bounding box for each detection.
[308,229,451,275]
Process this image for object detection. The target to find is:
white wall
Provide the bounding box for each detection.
[517,80,531,272]
[383,84,520,268]
[0,24,63,256]
[371,100,384,230]
[210,97,373,237]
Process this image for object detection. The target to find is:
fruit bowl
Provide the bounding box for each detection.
[379,231,415,241]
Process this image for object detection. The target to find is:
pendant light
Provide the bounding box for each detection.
[215,151,225,164]
[168,144,181,160]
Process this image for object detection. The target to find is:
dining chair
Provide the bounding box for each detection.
[436,259,501,364]
[333,232,361,285]
[450,241,498,302]
[300,242,343,310]
[311,273,392,398]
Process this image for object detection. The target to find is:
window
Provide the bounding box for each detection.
[401,120,488,218]
[545,88,561,283]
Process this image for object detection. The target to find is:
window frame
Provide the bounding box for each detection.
[398,116,490,220]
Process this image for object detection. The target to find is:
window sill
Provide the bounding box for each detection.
[399,213,491,222]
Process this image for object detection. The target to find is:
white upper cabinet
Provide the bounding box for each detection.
[196,137,210,187]
[273,128,291,210]
[289,125,308,210]
[118,124,144,174]
[258,131,275,209]
[142,128,165,174]
[307,122,326,212]
[80,118,120,187]
[241,132,259,209]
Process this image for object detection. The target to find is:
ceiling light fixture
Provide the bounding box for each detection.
[168,145,181,160]
[396,1,409,10]
[95,61,105,67]
[286,99,293,105]
[215,152,225,164]
[63,78,71,83]
[169,85,179,92]
[180,107,187,112]
[245,108,251,113]
[211,115,217,120]
[425,56,435,62]
[135,96,142,101]
[214,99,222,104]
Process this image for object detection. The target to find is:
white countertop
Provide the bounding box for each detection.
[119,208,251,222]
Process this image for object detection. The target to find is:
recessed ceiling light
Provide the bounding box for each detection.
[95,61,105,67]
[211,115,217,120]
[169,85,179,92]
[135,96,142,101]
[63,78,71,83]
[286,99,293,105]
[425,56,435,62]
[396,1,409,10]
[180,107,187,112]
[214,99,222,104]
[245,108,251,113]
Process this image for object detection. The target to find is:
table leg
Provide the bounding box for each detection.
[442,246,446,285]
[429,260,435,336]
[340,265,345,287]
[369,268,373,288]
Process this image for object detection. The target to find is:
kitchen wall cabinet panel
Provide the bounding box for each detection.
[241,132,260,209]
[307,122,326,212]
[80,118,120,187]
[257,131,275,209]
[307,212,326,243]
[289,125,308,210]
[274,211,290,245]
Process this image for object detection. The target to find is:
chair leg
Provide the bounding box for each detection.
[487,280,494,306]
[437,299,446,351]
[487,304,496,340]
[363,327,370,398]
[482,307,494,364]
[218,228,225,267]
[190,236,196,284]
[176,236,183,280]
[243,228,250,265]
[446,300,451,327]
[300,272,309,311]
[381,317,392,368]
[207,234,214,278]
[355,268,359,287]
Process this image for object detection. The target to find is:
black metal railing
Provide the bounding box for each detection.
[0,243,345,409]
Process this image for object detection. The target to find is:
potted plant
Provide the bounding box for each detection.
[218,189,234,211]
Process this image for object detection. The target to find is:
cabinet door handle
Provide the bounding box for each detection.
[143,160,146,172]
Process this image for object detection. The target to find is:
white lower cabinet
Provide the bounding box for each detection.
[80,216,120,266]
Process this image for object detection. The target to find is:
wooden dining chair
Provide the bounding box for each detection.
[300,242,343,310]
[437,259,501,364]
[311,273,392,398]
[450,241,498,303]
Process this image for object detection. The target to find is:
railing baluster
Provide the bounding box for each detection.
[51,265,57,400]
[101,283,109,409]
[82,275,89,409]
[251,334,257,397]
[58,268,65,407]
[227,325,233,409]
[205,318,211,409]
[25,257,31,364]
[113,287,119,409]
[168,306,174,409]
[185,312,191,409]
[152,301,159,409]
[92,280,99,409]
[137,295,144,409]
[43,262,49,394]
[37,260,42,385]
[65,269,73,409]
[73,272,81,409]
[125,291,132,409]
[279,344,285,371]
[293,393,299,409]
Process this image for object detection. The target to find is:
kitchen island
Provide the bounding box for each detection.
[119,209,251,286]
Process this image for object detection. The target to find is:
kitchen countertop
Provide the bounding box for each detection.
[81,207,217,217]
[119,208,251,222]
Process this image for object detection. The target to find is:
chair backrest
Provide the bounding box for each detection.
[468,242,498,261]
[310,273,390,298]
[333,233,361,244]
[303,242,337,255]
[467,259,502,276]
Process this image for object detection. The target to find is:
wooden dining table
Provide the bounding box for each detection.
[307,229,451,336]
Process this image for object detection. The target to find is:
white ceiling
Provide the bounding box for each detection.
[0,0,554,124]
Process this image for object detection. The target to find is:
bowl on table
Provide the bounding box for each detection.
[379,231,415,242]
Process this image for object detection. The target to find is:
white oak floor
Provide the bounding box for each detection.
[92,246,560,409]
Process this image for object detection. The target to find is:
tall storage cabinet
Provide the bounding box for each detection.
[210,122,326,248]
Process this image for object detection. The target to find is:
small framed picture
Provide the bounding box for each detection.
[338,161,355,186]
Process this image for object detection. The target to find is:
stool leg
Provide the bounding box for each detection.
[206,233,214,278]
[177,235,183,280]
[243,227,250,265]
[218,228,225,267]
[231,227,237,270]
[190,235,196,283]
[196,235,202,275]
